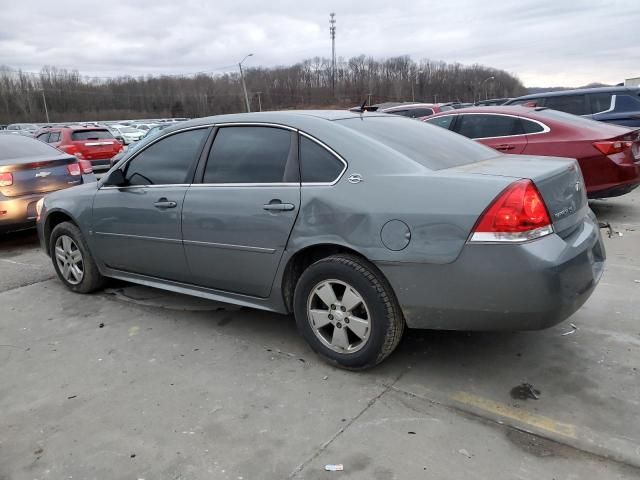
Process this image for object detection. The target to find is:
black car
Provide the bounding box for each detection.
[0,135,95,233]
[505,87,640,127]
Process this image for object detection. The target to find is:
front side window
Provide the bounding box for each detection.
[204,127,295,183]
[299,136,344,183]
[124,128,208,186]
[541,95,588,115]
[425,115,455,130]
[456,114,522,139]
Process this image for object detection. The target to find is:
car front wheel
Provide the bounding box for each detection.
[293,254,404,369]
[49,221,106,294]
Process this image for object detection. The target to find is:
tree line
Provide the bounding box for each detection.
[0,56,527,124]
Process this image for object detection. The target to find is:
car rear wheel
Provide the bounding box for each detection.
[293,254,404,369]
[50,221,106,294]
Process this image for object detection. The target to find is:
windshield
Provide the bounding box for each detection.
[336,115,497,170]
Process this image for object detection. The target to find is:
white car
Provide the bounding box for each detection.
[108,125,145,144]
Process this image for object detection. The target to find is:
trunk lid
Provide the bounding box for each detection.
[453,154,588,235]
[0,154,82,197]
[70,129,122,160]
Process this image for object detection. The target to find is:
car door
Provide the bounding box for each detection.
[454,114,527,154]
[182,125,300,297]
[91,127,210,281]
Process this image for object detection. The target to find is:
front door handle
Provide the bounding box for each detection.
[495,144,515,151]
[263,200,295,212]
[154,198,177,209]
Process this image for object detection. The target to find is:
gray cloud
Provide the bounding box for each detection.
[0,0,637,86]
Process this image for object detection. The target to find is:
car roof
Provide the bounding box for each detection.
[382,103,437,111]
[512,86,640,100]
[158,110,391,135]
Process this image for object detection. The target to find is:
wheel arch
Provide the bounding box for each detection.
[43,209,78,254]
[280,243,388,313]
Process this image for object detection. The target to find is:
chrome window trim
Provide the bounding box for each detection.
[189,183,299,188]
[298,131,348,186]
[100,184,190,190]
[93,231,182,244]
[182,239,276,254]
[442,112,551,140]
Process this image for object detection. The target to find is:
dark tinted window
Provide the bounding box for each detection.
[0,135,64,160]
[337,116,496,170]
[71,129,115,141]
[124,128,207,186]
[387,110,409,116]
[300,136,344,183]
[588,93,613,114]
[49,131,61,142]
[425,115,455,130]
[541,95,587,115]
[204,127,293,183]
[521,119,545,134]
[36,132,50,142]
[457,114,522,139]
[406,108,434,118]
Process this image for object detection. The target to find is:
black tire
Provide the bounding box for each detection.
[293,254,404,369]
[49,221,106,294]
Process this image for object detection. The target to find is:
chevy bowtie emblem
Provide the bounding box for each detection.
[575,181,581,192]
[35,171,52,178]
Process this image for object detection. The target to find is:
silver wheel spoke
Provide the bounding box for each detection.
[62,262,71,280]
[341,287,363,312]
[55,246,66,262]
[70,250,82,264]
[62,235,72,253]
[309,309,332,328]
[70,264,82,281]
[331,326,349,350]
[347,316,369,340]
[315,283,338,308]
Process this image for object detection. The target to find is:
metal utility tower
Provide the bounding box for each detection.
[329,13,336,91]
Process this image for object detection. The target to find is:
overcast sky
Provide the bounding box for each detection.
[0,0,638,87]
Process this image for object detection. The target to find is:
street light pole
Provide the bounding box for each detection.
[41,90,50,123]
[481,76,495,100]
[238,53,253,112]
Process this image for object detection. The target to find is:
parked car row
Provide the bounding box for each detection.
[34,110,606,370]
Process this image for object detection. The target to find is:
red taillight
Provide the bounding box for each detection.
[470,179,553,242]
[67,163,82,176]
[593,140,633,156]
[0,172,13,187]
[78,159,93,174]
[59,144,85,159]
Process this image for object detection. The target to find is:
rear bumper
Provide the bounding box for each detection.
[588,178,639,198]
[377,213,605,331]
[586,162,640,199]
[0,193,43,233]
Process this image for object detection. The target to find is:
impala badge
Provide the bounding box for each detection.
[35,171,51,178]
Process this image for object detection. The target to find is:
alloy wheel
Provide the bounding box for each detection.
[54,235,84,285]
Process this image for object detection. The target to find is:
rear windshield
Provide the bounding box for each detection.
[71,129,114,141]
[336,116,497,170]
[0,135,62,161]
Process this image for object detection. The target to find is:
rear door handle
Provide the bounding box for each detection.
[263,200,295,211]
[154,198,177,209]
[495,144,515,151]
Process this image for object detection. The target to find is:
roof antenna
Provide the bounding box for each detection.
[349,98,379,113]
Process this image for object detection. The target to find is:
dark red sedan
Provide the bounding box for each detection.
[423,106,640,198]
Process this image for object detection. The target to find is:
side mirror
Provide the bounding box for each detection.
[104,169,127,187]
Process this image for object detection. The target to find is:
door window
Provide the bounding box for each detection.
[204,127,296,183]
[456,115,522,139]
[48,131,61,143]
[521,119,545,134]
[124,128,208,186]
[541,95,588,115]
[299,136,344,183]
[36,132,50,142]
[406,108,434,118]
[425,115,455,130]
[588,93,613,114]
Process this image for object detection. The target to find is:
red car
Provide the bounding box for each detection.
[35,126,124,172]
[423,106,640,198]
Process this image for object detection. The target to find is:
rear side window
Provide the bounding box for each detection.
[72,129,114,141]
[299,136,344,183]
[521,119,545,134]
[405,108,434,118]
[204,127,295,183]
[37,132,50,142]
[456,114,523,139]
[425,115,455,130]
[124,128,208,186]
[387,110,409,116]
[337,116,497,170]
[588,93,613,114]
[49,132,61,142]
[541,95,588,115]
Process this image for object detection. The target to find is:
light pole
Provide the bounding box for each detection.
[411,69,423,102]
[256,91,262,112]
[238,53,253,112]
[481,76,495,101]
[41,90,50,123]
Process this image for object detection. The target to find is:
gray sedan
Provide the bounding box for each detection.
[37,110,605,369]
